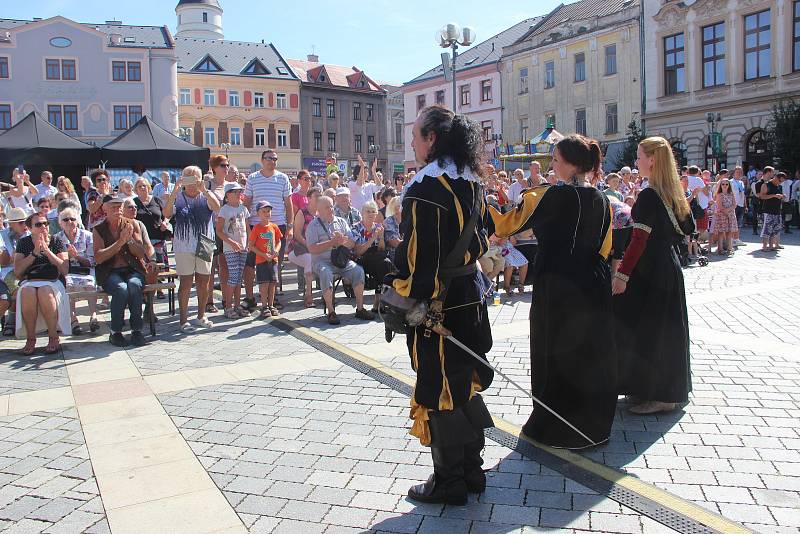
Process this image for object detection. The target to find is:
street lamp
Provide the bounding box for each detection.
[706,112,722,172]
[437,23,476,112]
[220,142,231,158]
[174,127,193,142]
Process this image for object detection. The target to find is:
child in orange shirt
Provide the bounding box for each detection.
[248,201,282,318]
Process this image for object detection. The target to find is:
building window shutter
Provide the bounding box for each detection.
[290,124,300,149]
[194,89,201,105]
[244,91,252,107]
[218,90,227,106]
[193,121,203,145]
[219,121,229,144]
[268,124,276,148]
[244,122,254,148]
[268,93,275,108]
[290,94,299,109]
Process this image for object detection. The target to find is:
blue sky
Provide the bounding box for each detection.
[6,0,563,85]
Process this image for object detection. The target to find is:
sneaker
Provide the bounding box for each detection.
[109,332,128,347]
[734,239,745,246]
[130,331,148,347]
[354,308,375,321]
[225,307,239,320]
[180,322,196,334]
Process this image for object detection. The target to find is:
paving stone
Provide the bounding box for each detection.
[490,504,541,526]
[416,515,472,534]
[323,505,376,528]
[307,486,356,507]
[277,499,331,522]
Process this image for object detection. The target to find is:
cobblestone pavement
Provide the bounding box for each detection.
[0,232,796,533]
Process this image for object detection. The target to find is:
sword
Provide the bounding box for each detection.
[444,334,598,447]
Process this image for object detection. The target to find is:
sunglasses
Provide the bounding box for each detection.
[264,157,278,162]
[219,163,230,168]
[96,178,108,182]
[60,217,77,222]
[33,222,48,228]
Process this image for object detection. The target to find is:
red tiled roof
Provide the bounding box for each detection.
[287,59,384,92]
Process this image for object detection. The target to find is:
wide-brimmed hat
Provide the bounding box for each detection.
[335,187,350,196]
[102,194,125,204]
[6,207,28,222]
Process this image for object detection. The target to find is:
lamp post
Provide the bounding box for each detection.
[437,23,476,112]
[220,142,231,158]
[174,127,193,142]
[706,112,722,172]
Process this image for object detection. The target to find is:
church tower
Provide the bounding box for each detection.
[175,0,224,40]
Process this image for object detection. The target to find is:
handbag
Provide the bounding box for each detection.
[320,218,351,268]
[195,233,215,262]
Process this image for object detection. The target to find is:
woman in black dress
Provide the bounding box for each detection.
[612,137,695,415]
[491,135,616,449]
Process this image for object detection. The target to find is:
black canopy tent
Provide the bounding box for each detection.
[0,111,100,182]
[101,116,209,170]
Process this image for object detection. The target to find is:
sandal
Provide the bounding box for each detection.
[22,338,36,356]
[237,306,251,318]
[195,316,213,328]
[503,285,512,296]
[517,285,525,294]
[205,303,219,314]
[45,337,61,355]
[269,306,280,317]
[180,322,196,334]
[304,300,315,308]
[89,318,100,333]
[71,321,83,336]
[4,322,16,336]
[259,307,272,319]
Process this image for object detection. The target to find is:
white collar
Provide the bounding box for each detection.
[402,157,480,198]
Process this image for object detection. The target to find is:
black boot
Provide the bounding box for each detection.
[461,395,494,494]
[408,445,467,505]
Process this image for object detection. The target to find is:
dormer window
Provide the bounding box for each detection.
[242,58,269,75]
[203,12,208,23]
[193,55,222,72]
[276,66,288,75]
[319,75,326,81]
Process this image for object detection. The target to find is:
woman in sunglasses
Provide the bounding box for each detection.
[56,207,98,334]
[87,169,112,229]
[13,212,71,354]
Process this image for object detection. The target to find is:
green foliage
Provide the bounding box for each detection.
[613,118,645,170]
[767,99,800,173]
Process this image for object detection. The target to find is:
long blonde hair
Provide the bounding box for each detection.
[639,137,690,219]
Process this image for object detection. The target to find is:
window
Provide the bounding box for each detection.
[254,92,265,108]
[229,91,240,107]
[435,90,445,105]
[544,61,555,89]
[204,89,215,106]
[605,45,617,75]
[479,80,492,102]
[230,127,241,146]
[46,59,60,80]
[481,120,492,142]
[242,59,269,75]
[312,97,321,117]
[61,60,76,80]
[204,127,215,146]
[795,1,800,71]
[416,94,426,113]
[545,113,556,129]
[327,99,336,118]
[127,62,141,81]
[179,88,191,105]
[276,93,287,109]
[202,12,208,23]
[48,105,62,130]
[328,132,336,151]
[353,102,362,120]
[128,105,142,125]
[112,61,126,81]
[0,105,10,130]
[702,22,726,87]
[367,135,375,149]
[605,103,618,134]
[519,67,529,94]
[519,118,529,142]
[744,9,771,80]
[113,106,128,130]
[55,106,77,130]
[0,57,8,79]
[394,122,402,144]
[193,55,222,72]
[460,84,470,106]
[255,128,266,146]
[664,33,685,95]
[575,109,587,136]
[574,53,586,82]
[313,131,322,151]
[277,129,287,148]
[366,103,374,121]
[354,134,362,153]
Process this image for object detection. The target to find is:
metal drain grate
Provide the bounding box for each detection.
[273,320,732,534]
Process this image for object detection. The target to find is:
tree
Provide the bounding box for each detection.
[767,99,800,173]
[612,118,645,170]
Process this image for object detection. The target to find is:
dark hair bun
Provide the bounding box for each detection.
[556,135,601,175]
[419,106,485,177]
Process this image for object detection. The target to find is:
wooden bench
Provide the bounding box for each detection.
[68,281,176,337]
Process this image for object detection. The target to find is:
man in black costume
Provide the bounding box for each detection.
[389,106,494,506]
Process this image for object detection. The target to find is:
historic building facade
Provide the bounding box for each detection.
[287,55,387,177]
[501,0,642,169]
[401,17,541,171]
[383,84,405,179]
[174,0,301,172]
[643,0,800,171]
[0,16,177,144]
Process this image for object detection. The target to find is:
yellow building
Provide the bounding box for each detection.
[174,0,301,172]
[501,0,641,169]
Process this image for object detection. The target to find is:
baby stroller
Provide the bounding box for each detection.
[676,234,708,267]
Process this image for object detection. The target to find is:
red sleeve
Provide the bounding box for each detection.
[616,225,651,280]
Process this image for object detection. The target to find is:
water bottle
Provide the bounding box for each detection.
[493,291,500,306]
